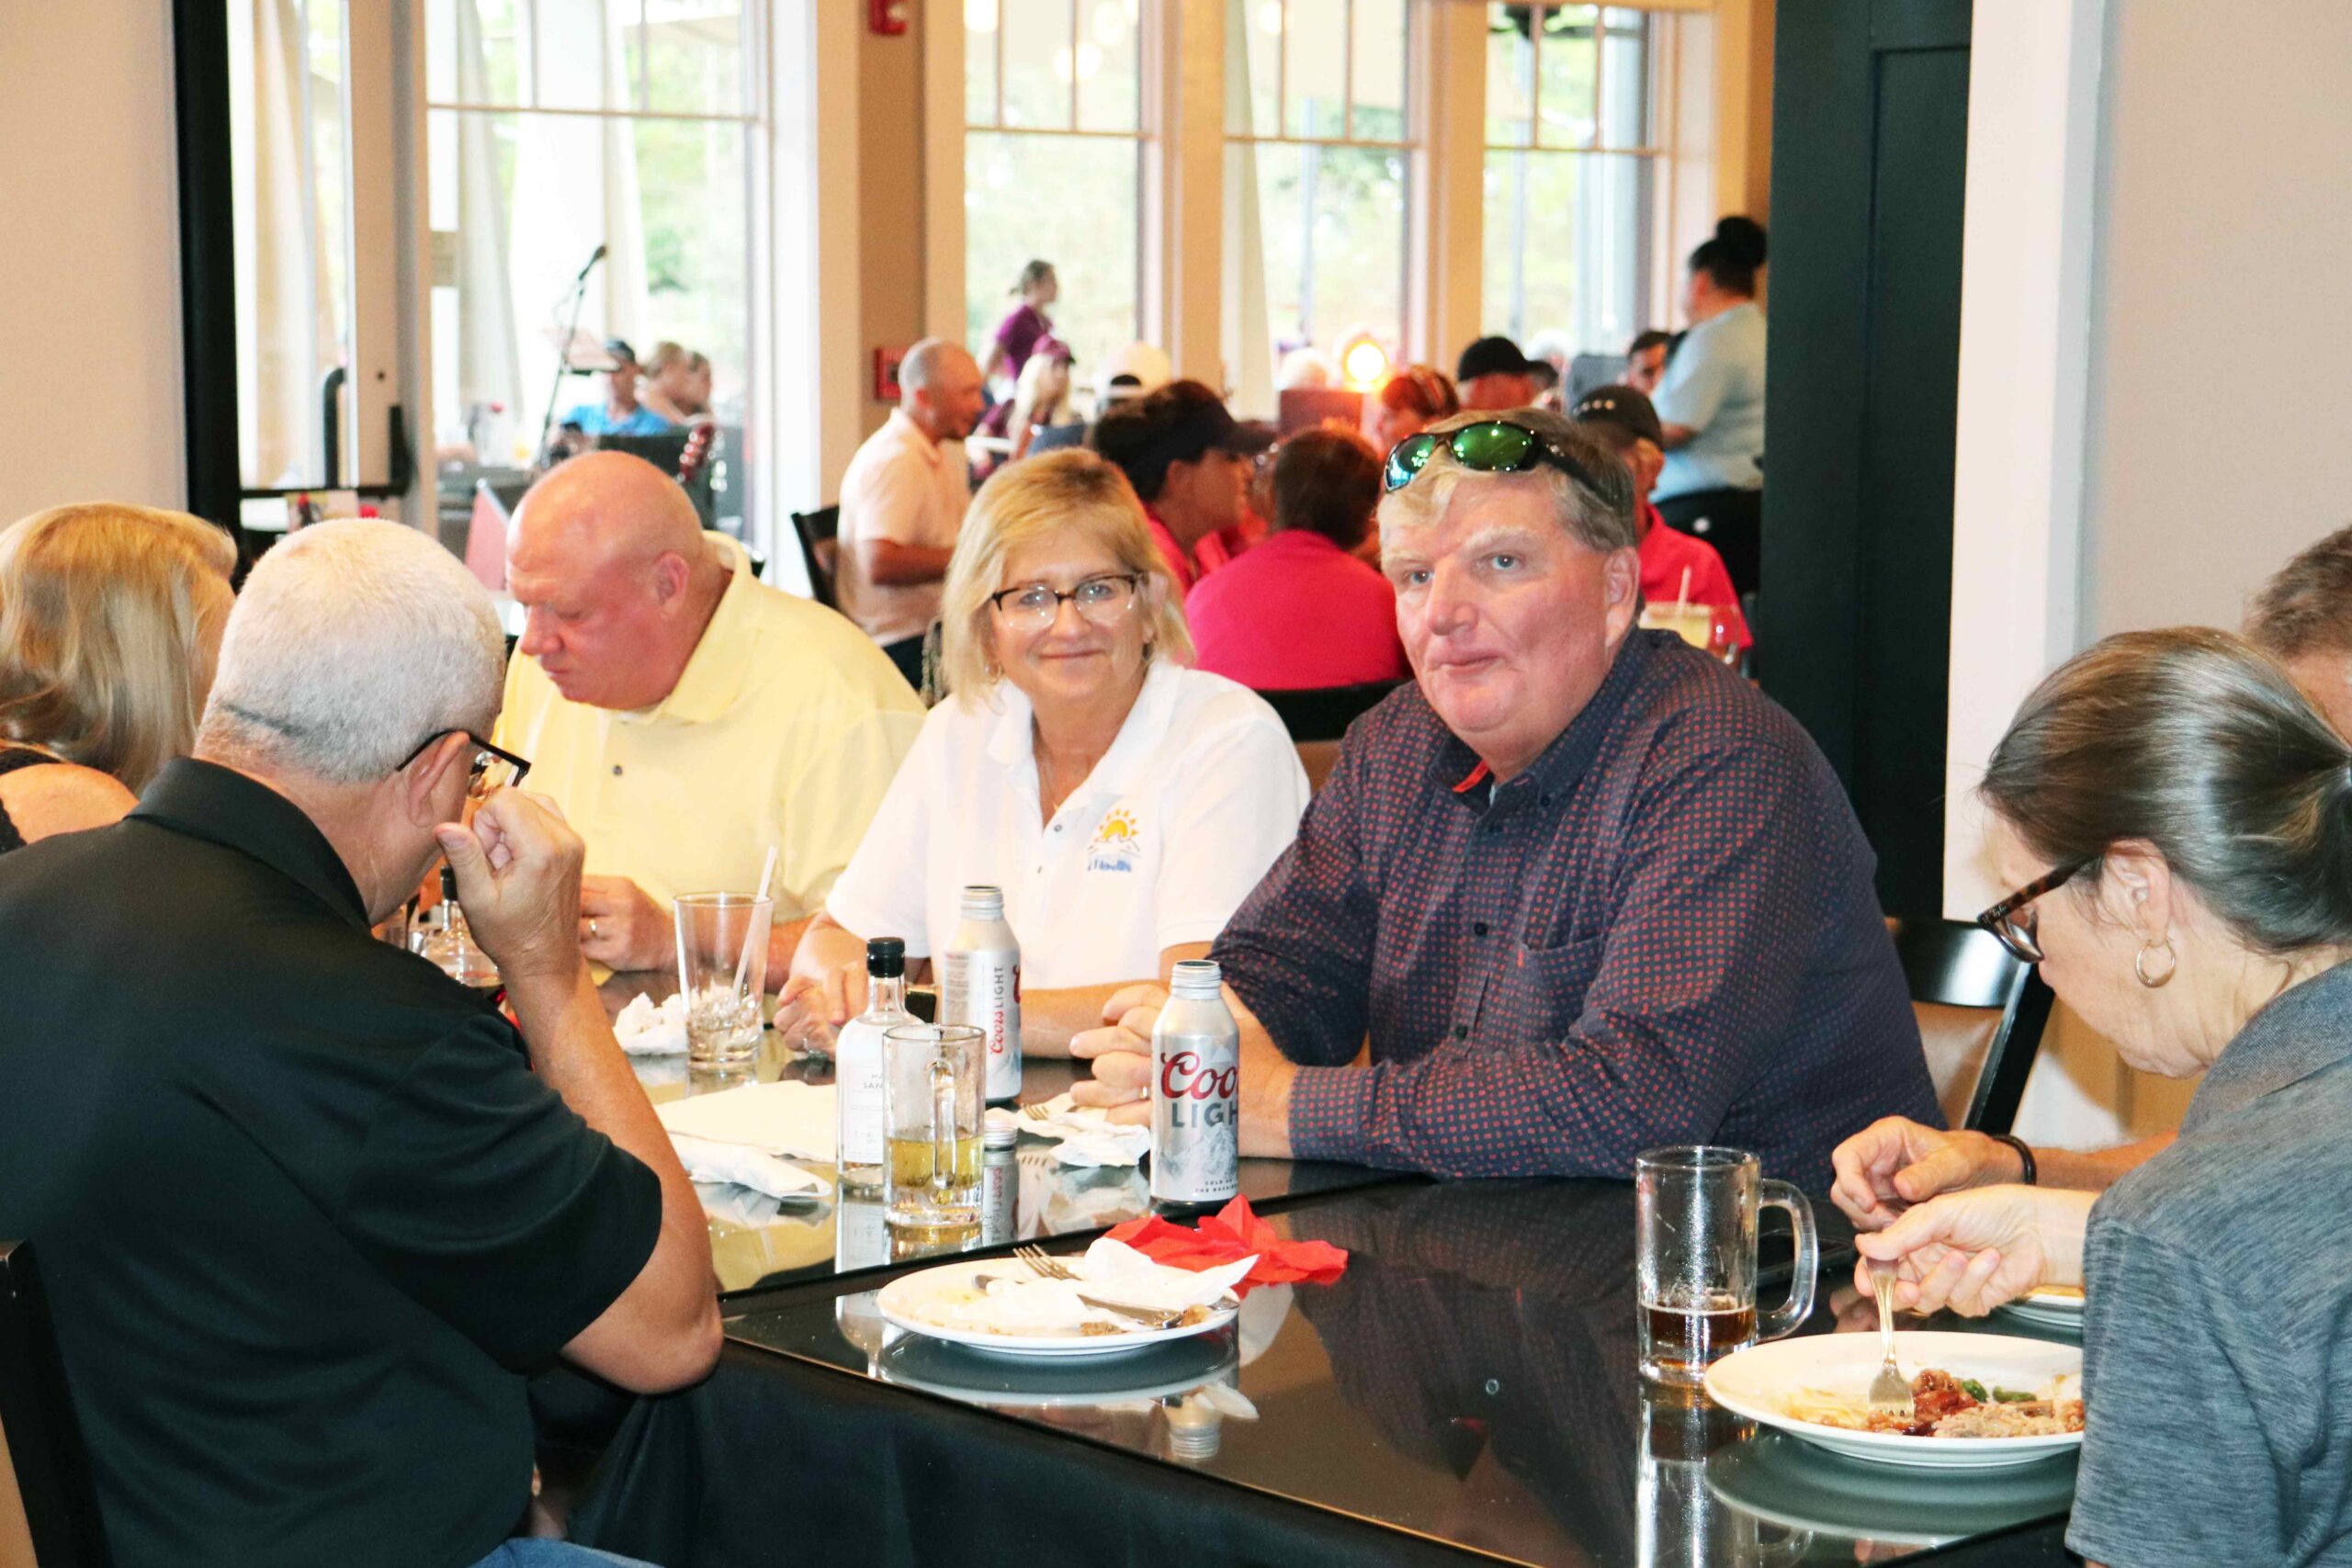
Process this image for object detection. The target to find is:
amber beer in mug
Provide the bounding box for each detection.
[1634,1145,1816,1385]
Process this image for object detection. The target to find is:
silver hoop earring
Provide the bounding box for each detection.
[2134,937,2177,988]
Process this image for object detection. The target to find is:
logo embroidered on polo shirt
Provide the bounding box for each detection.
[1086,807,1142,874]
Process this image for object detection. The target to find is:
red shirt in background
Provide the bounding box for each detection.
[1184,530,1410,691]
[1640,502,1751,649]
[1148,507,1268,603]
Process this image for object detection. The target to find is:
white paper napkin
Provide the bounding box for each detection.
[941,1240,1253,1334]
[1017,1092,1152,1168]
[614,992,688,1055]
[687,1149,832,1209]
[656,1079,836,1162]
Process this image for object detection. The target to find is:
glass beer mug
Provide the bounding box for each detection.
[882,1023,984,1230]
[1634,1145,1817,1385]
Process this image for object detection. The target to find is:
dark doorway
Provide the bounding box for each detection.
[1757,0,1970,919]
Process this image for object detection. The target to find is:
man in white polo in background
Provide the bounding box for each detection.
[836,339,988,689]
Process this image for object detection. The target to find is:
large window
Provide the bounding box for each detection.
[424,0,760,528]
[1226,0,1414,403]
[963,0,1146,383]
[1482,3,1656,357]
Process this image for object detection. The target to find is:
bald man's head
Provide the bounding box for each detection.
[899,338,986,444]
[507,452,731,711]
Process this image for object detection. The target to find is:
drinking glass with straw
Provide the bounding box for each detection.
[673,847,777,1070]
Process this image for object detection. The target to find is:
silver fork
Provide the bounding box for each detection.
[1017,1245,1074,1279]
[1868,1263,1913,1418]
[1021,1101,1057,1122]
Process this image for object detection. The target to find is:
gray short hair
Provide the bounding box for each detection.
[2245,522,2352,660]
[1375,407,1636,555]
[199,521,504,784]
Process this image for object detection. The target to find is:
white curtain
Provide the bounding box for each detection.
[233,0,329,487]
[1220,0,1275,418]
[453,0,524,434]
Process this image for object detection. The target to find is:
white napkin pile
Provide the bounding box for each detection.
[1014,1092,1152,1168]
[944,1237,1255,1335]
[655,1080,837,1201]
[613,992,688,1055]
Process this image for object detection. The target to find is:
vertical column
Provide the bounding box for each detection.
[1410,0,1486,369]
[922,0,967,344]
[1146,0,1224,383]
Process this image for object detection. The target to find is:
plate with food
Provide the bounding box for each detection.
[1703,1331,2084,1469]
[1993,1284,2086,1334]
[875,1239,1250,1359]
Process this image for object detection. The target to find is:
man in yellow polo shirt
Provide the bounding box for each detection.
[498,451,922,978]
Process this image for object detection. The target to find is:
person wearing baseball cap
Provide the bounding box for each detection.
[560,337,679,439]
[1454,335,1544,413]
[1572,383,1749,651]
[1090,380,1273,600]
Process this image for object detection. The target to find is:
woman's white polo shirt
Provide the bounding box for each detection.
[824,660,1310,988]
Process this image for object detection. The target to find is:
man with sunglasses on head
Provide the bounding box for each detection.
[0,521,718,1568]
[1073,409,1941,1188]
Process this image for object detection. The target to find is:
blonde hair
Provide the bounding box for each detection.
[0,503,237,792]
[939,448,1193,703]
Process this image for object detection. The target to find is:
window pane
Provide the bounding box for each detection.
[966,132,1138,374]
[1000,0,1073,130]
[1076,0,1140,133]
[967,0,1001,125]
[231,0,356,489]
[1283,0,1346,139]
[638,0,748,117]
[1239,141,1406,365]
[1485,3,1533,148]
[1600,7,1650,147]
[1350,0,1408,141]
[1535,4,1597,150]
[1229,0,1283,138]
[428,0,527,107]
[1482,149,1651,355]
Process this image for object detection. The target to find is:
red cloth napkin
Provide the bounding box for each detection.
[1104,1195,1348,1294]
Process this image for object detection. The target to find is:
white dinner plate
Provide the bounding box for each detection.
[1703,1331,2084,1470]
[1994,1286,2086,1334]
[876,1259,1240,1359]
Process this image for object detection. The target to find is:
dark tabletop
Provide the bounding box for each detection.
[607,970,1405,1299]
[572,1179,2081,1567]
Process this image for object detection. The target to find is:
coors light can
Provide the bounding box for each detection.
[1149,959,1239,1206]
[943,885,1023,1103]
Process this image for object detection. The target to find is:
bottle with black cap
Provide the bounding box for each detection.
[834,937,909,1195]
[416,866,500,999]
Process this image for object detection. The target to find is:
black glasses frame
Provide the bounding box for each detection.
[1974,854,2098,963]
[397,729,532,796]
[987,572,1143,621]
[1382,419,1613,497]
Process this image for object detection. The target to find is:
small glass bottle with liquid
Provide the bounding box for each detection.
[833,937,909,1195]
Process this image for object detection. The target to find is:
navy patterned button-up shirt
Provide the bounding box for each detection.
[1212,629,1942,1190]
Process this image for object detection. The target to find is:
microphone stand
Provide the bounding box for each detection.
[536,246,606,468]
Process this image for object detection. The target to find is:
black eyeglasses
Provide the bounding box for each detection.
[987,573,1142,631]
[1383,419,1611,497]
[396,730,532,801]
[1975,855,2098,963]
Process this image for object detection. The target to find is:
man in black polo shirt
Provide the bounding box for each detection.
[0,521,719,1568]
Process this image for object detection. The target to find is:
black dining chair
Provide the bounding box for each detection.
[0,1240,112,1567]
[789,505,841,610]
[1250,681,1402,743]
[1889,917,2055,1134]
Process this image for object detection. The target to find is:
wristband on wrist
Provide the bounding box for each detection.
[1988,1132,2037,1186]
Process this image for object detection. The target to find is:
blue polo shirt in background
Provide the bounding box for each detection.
[1654,299,1766,500]
[565,400,677,437]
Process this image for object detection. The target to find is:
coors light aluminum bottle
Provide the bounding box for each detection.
[943,885,1023,1103]
[1149,959,1239,1206]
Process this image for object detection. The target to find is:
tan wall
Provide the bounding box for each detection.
[0,4,187,521]
[858,13,930,439]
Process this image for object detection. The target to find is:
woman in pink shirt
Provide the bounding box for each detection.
[1185,428,1410,691]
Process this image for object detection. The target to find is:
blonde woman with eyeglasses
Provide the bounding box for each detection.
[0,502,236,852]
[783,448,1308,1054]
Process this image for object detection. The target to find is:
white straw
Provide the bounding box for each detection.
[1674,566,1692,616]
[730,845,779,994]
